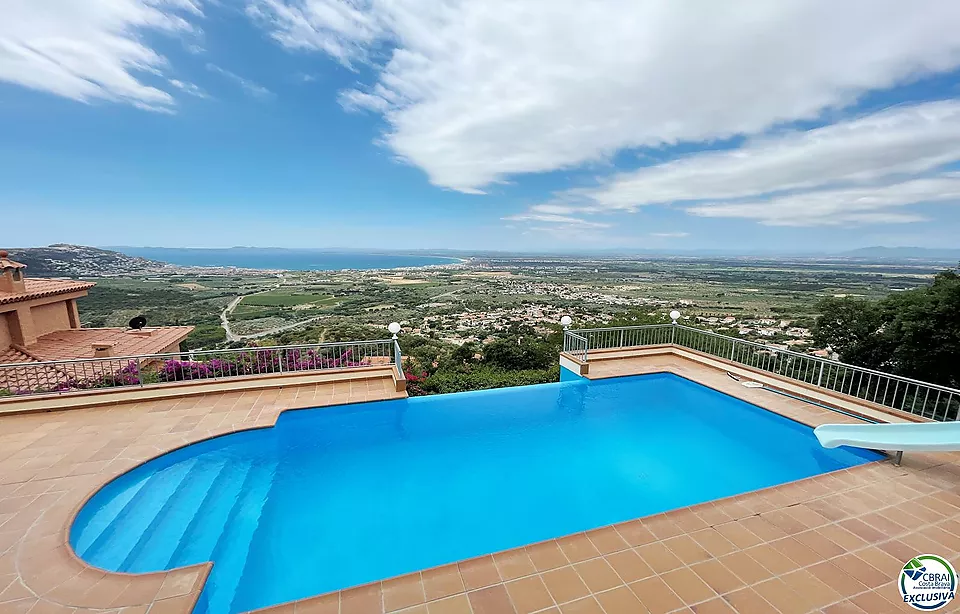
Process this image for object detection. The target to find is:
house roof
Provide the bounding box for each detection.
[23,326,195,361]
[0,278,96,305]
[0,346,66,392]
[0,327,195,392]
[0,250,26,269]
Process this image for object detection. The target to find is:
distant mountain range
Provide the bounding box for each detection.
[6,244,958,278]
[105,245,960,262]
[837,247,960,261]
[6,244,166,277]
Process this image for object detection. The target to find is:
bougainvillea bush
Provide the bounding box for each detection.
[6,348,368,395]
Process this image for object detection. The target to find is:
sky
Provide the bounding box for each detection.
[2,1,960,253]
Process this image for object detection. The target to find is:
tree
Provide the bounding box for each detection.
[450,341,479,365]
[877,270,960,387]
[812,297,889,369]
[814,270,960,387]
[181,324,227,351]
[482,336,555,371]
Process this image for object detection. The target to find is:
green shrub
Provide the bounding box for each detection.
[414,365,560,395]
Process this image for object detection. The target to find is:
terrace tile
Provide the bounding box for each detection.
[524,541,568,572]
[571,558,621,593]
[457,556,501,591]
[604,549,654,584]
[540,566,590,605]
[503,575,553,614]
[419,565,463,603]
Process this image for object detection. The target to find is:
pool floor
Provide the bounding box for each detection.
[70,373,879,614]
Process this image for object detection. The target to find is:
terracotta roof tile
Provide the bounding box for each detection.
[25,326,195,361]
[0,251,26,268]
[0,347,67,392]
[0,278,96,305]
[0,346,35,364]
[0,327,194,392]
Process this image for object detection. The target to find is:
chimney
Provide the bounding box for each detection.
[0,250,27,294]
[92,343,114,358]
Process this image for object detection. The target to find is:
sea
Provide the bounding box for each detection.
[113,247,461,271]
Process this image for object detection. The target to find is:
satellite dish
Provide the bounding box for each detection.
[129,315,147,330]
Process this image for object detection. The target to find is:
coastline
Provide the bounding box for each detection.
[111,247,469,272]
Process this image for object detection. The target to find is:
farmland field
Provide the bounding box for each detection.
[243,292,337,307]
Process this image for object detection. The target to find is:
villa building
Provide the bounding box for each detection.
[0,250,192,387]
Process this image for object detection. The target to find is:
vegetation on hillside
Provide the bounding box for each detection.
[814,268,960,388]
[399,324,563,396]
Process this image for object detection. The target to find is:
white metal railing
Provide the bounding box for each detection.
[565,324,960,422]
[562,330,588,362]
[0,339,400,399]
[393,339,404,379]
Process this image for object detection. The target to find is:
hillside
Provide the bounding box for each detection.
[5,244,168,277]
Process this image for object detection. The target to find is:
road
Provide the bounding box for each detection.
[219,282,324,342]
[427,284,478,300]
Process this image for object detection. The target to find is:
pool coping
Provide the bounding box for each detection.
[3,351,958,613]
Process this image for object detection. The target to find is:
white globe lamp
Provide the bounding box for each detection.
[560,315,573,329]
[669,310,681,324]
[388,322,402,339]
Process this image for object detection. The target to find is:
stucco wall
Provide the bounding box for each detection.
[31,302,72,338]
[0,314,12,349]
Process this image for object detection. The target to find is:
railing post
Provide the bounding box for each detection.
[729,339,736,361]
[817,361,824,387]
[136,357,143,387]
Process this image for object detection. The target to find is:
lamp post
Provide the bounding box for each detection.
[560,315,572,330]
[388,322,401,340]
[669,310,680,344]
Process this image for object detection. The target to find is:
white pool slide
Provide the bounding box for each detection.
[814,422,960,465]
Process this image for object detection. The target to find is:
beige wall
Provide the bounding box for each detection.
[0,314,11,349]
[31,302,72,338]
[161,341,183,354]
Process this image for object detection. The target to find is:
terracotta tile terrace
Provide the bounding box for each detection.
[2,349,959,614]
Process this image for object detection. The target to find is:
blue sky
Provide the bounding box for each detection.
[3,1,960,253]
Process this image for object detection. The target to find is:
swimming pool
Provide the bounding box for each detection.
[70,373,879,614]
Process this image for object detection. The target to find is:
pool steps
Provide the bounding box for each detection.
[71,472,152,556]
[198,461,275,614]
[168,458,254,568]
[72,456,276,614]
[123,459,229,571]
[80,460,198,565]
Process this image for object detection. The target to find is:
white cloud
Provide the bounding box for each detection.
[580,101,960,210]
[650,232,690,238]
[168,78,208,98]
[689,176,960,226]
[249,0,960,192]
[512,101,960,226]
[246,0,381,62]
[0,0,204,111]
[502,212,610,229]
[206,63,273,99]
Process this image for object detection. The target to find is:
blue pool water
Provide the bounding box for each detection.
[71,374,879,613]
